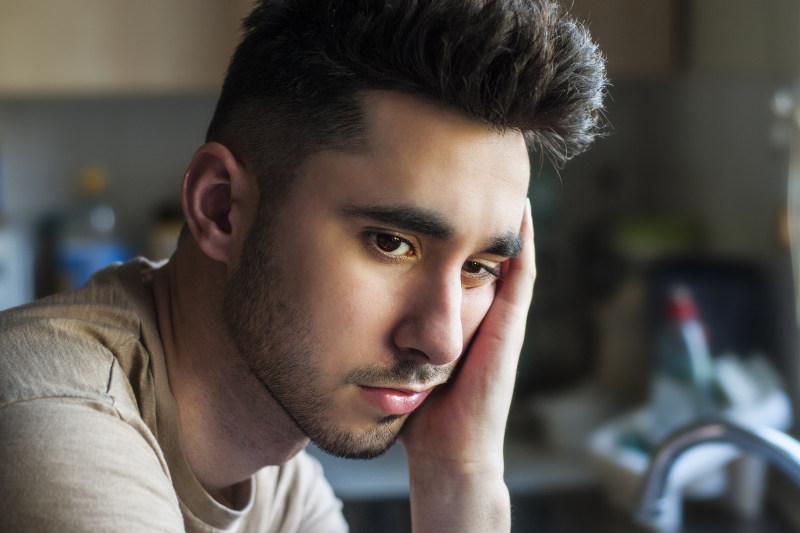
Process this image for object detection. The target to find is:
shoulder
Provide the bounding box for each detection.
[0,260,149,410]
[0,260,184,531]
[0,396,183,531]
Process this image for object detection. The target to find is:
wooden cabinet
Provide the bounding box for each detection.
[0,0,252,95]
[567,0,679,80]
[567,0,800,80]
[690,0,800,77]
[4,1,799,94]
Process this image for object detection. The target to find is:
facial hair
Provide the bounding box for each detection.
[221,212,453,459]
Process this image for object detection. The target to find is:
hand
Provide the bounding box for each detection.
[398,200,535,532]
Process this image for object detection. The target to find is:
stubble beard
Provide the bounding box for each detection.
[221,214,406,459]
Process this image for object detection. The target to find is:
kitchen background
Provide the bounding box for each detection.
[3,1,800,531]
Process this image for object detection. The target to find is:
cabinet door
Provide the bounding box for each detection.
[567,0,678,80]
[0,0,252,95]
[690,0,800,76]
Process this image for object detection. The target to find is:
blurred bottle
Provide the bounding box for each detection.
[650,285,717,441]
[42,166,131,293]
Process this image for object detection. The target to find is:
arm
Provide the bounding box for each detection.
[399,200,535,532]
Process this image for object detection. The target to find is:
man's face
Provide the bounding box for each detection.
[223,92,531,459]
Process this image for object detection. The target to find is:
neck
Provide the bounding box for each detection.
[152,240,308,497]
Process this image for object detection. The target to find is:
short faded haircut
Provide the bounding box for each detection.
[206,0,608,203]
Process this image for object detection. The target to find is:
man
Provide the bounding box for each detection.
[0,1,606,531]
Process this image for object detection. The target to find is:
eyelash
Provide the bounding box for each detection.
[463,261,501,280]
[364,231,501,282]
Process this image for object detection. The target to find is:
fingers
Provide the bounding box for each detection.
[493,198,536,323]
[447,199,534,428]
[465,198,535,377]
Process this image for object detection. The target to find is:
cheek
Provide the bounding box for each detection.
[461,286,496,342]
[293,257,400,355]
[279,220,400,347]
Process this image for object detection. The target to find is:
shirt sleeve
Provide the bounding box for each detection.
[0,397,185,532]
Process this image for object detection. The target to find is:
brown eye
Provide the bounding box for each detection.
[463,261,481,274]
[376,234,404,252]
[462,260,500,279]
[370,233,414,257]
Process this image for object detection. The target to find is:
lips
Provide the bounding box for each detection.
[358,386,433,415]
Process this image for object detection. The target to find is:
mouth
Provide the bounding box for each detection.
[358,385,434,415]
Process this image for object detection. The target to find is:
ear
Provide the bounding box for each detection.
[181,142,255,265]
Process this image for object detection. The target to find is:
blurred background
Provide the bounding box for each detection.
[3,1,800,531]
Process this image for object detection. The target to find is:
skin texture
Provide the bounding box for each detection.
[153,91,535,530]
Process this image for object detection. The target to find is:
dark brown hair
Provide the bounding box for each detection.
[207,0,607,201]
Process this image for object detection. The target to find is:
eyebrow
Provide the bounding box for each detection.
[482,231,523,258]
[340,204,523,258]
[341,205,454,240]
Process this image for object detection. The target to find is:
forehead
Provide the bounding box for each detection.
[295,91,530,243]
[361,91,528,173]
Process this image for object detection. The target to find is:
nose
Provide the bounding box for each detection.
[392,271,464,366]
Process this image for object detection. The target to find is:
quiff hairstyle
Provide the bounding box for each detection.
[207,0,607,203]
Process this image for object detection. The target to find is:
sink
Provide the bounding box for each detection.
[340,489,796,533]
[509,488,795,533]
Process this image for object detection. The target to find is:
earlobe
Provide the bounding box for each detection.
[182,142,248,264]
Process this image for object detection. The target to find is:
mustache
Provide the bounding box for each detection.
[342,356,456,388]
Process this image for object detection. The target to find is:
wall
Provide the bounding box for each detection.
[0,94,216,243]
[0,94,220,304]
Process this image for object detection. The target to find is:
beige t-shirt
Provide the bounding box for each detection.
[0,259,348,532]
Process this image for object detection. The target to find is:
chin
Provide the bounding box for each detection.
[310,415,404,460]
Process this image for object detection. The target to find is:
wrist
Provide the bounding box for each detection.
[408,464,510,533]
[405,447,505,480]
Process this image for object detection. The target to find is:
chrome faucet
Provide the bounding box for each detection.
[633,420,800,532]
